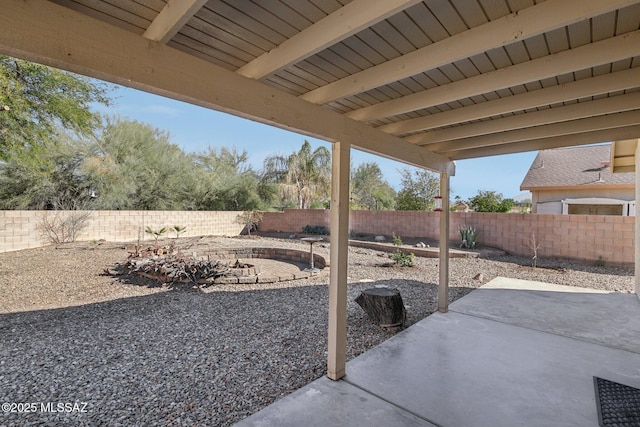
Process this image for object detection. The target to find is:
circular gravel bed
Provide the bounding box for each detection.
[0,236,633,426]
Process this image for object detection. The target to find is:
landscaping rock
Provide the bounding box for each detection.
[0,235,633,427]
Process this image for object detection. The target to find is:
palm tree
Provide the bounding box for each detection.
[262,140,331,209]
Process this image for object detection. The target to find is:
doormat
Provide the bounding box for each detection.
[594,377,640,427]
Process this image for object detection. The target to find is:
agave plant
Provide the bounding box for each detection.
[459,226,478,249]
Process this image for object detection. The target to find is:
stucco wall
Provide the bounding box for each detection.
[260,209,634,267]
[0,210,244,253]
[532,188,635,214]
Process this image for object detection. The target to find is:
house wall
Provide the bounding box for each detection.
[0,210,244,253]
[531,188,635,214]
[260,209,635,267]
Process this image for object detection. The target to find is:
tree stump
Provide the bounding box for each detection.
[355,287,406,328]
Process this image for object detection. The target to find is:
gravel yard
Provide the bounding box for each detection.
[0,235,633,426]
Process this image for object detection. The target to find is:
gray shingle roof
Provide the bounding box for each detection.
[520,144,635,189]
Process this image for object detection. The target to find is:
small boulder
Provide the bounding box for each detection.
[415,242,426,248]
[374,235,386,242]
[473,273,484,281]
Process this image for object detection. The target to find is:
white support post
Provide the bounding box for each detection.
[635,141,640,297]
[328,141,350,380]
[438,173,450,313]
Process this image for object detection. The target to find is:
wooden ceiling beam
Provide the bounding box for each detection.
[301,0,638,105]
[409,92,640,146]
[612,139,639,173]
[396,68,640,138]
[445,125,640,160]
[143,0,208,43]
[0,0,454,175]
[348,30,640,122]
[391,68,640,137]
[435,110,640,153]
[237,0,422,80]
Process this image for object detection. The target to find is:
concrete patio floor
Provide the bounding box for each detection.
[235,277,640,427]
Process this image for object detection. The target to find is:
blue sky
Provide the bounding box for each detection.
[99,85,537,201]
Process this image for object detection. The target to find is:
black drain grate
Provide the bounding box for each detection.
[594,377,640,427]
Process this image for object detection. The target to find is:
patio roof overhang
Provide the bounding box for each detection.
[2,1,639,170]
[1,0,639,381]
[612,139,639,173]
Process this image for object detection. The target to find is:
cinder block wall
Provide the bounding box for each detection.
[0,210,244,253]
[258,209,330,234]
[2,209,633,266]
[260,209,635,267]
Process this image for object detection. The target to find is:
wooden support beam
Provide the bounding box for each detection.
[301,0,638,105]
[393,68,640,137]
[237,0,422,80]
[0,0,454,175]
[438,173,450,313]
[347,30,640,122]
[408,93,640,146]
[328,141,350,380]
[143,0,208,43]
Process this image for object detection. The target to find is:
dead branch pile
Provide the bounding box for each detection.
[105,243,260,285]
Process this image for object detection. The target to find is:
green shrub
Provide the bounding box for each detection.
[172,225,187,238]
[302,224,329,235]
[391,250,414,267]
[145,227,167,247]
[392,233,403,246]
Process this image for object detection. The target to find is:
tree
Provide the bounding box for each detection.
[192,147,267,211]
[468,190,515,213]
[395,168,439,211]
[0,132,94,210]
[82,117,198,210]
[262,140,331,209]
[0,55,110,160]
[350,162,395,210]
[0,115,274,211]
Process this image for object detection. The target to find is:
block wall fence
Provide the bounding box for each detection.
[1,209,634,267]
[0,210,244,253]
[259,209,635,267]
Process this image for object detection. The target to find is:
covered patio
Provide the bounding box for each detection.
[1,0,640,424]
[237,277,640,426]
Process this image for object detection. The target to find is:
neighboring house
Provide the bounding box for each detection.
[520,144,635,215]
[454,200,470,212]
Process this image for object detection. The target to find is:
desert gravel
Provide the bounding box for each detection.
[0,235,633,426]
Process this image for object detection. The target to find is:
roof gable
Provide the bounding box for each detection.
[520,144,635,189]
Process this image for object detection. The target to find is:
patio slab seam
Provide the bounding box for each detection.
[341,376,443,427]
